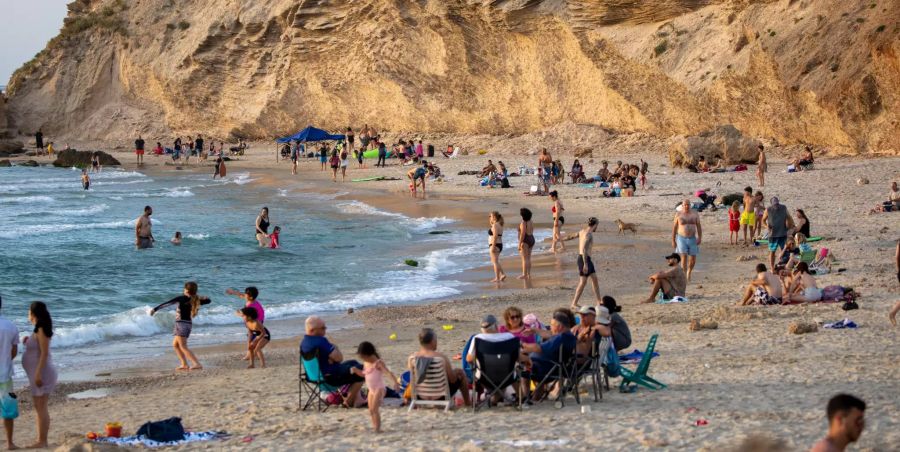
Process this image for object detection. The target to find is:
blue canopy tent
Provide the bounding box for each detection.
[275,126,345,161]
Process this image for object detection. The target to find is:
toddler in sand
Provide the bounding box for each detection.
[351,342,399,433]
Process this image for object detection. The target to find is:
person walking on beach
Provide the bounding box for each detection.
[756,144,767,187]
[488,211,507,282]
[22,302,57,449]
[549,191,565,253]
[761,197,792,271]
[135,135,145,165]
[376,141,387,168]
[538,148,552,194]
[290,141,299,175]
[135,206,154,249]
[340,147,350,182]
[518,208,535,279]
[346,127,355,152]
[150,282,211,371]
[329,150,340,182]
[673,199,702,282]
[255,207,270,247]
[194,134,205,161]
[810,394,866,452]
[571,217,603,309]
[34,129,43,152]
[0,297,19,450]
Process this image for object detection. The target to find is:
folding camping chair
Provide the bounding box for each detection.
[407,356,453,412]
[472,337,522,412]
[525,340,578,409]
[619,334,667,392]
[572,336,612,402]
[299,350,342,412]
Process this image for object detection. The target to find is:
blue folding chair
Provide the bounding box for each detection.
[299,350,341,412]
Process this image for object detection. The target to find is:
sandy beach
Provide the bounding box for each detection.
[3,144,899,451]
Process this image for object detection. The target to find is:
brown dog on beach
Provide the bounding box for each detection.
[615,219,637,235]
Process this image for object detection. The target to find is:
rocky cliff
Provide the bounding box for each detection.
[4,0,898,154]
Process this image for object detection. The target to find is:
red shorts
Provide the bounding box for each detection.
[135,149,145,155]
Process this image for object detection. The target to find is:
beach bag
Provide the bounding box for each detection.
[0,393,18,420]
[136,417,185,443]
[822,285,844,301]
[605,346,622,378]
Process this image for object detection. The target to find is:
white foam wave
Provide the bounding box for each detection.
[277,189,289,197]
[335,200,455,232]
[230,173,254,185]
[185,233,209,240]
[0,220,132,239]
[0,195,55,204]
[12,203,110,218]
[53,306,166,348]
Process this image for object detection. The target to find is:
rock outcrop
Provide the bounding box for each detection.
[668,125,761,167]
[3,0,898,155]
[52,149,120,167]
[0,160,11,168]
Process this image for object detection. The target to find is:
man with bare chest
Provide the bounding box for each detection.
[135,205,154,249]
[672,199,701,281]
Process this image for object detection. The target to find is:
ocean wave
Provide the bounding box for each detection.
[230,173,254,185]
[0,195,55,204]
[0,220,132,239]
[335,200,455,232]
[185,233,209,240]
[11,203,110,218]
[52,306,167,348]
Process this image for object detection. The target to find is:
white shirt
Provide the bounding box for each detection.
[0,317,19,382]
[466,332,516,360]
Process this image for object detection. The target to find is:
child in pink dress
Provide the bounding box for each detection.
[351,342,399,433]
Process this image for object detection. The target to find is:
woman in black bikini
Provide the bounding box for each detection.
[489,211,506,282]
[240,307,270,368]
[549,191,565,253]
[518,208,535,280]
[150,281,211,371]
[255,207,270,247]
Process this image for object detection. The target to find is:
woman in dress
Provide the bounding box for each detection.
[489,211,506,282]
[23,301,57,448]
[255,207,270,247]
[150,282,211,370]
[517,208,535,279]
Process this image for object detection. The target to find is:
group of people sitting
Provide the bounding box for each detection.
[478,160,510,188]
[299,297,633,424]
[581,160,648,197]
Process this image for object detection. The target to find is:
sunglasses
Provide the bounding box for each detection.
[509,315,521,320]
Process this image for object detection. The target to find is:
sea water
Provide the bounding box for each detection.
[0,166,483,375]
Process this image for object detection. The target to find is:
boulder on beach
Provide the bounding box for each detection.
[0,159,10,167]
[668,125,761,168]
[0,140,25,154]
[52,150,120,168]
[19,160,40,167]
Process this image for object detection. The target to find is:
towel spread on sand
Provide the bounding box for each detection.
[94,431,227,448]
[619,349,660,364]
[823,319,858,329]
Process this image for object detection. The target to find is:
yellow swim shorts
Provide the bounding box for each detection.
[739,211,756,226]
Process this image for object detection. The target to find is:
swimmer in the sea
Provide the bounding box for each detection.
[268,226,281,249]
[171,232,182,246]
[81,170,90,190]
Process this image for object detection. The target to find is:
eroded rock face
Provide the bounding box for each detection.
[668,125,761,167]
[4,0,898,154]
[52,149,120,167]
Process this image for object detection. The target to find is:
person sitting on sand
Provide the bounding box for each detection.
[784,262,822,303]
[570,159,585,183]
[239,307,270,368]
[810,394,866,452]
[738,263,784,306]
[479,160,496,178]
[301,316,365,408]
[571,306,611,357]
[697,156,710,172]
[602,296,632,351]
[791,145,815,170]
[408,328,471,406]
[642,253,687,303]
[498,306,537,344]
[171,231,182,246]
[773,237,799,274]
[596,161,611,182]
[873,182,900,213]
[465,315,529,404]
[521,311,576,398]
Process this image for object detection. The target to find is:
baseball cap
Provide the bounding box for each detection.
[578,306,596,315]
[665,253,681,262]
[481,314,498,329]
[596,306,611,325]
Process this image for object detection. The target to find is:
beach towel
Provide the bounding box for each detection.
[415,357,434,384]
[823,319,857,329]
[93,431,227,448]
[656,295,688,304]
[618,349,660,364]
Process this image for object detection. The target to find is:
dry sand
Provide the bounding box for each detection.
[5,146,900,451]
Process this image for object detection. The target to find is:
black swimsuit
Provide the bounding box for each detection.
[251,327,271,341]
[257,217,269,235]
[489,229,503,252]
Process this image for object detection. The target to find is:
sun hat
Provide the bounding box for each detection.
[596,306,612,325]
[578,306,596,315]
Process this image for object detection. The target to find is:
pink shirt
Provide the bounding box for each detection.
[415,144,424,157]
[247,300,265,324]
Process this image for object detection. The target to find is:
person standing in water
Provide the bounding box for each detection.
[150,282,211,371]
[488,211,506,282]
[255,207,270,247]
[213,156,225,179]
[571,217,603,309]
[518,208,535,280]
[135,206,154,249]
[549,191,565,253]
[135,135,145,165]
[673,199,702,282]
[81,170,91,190]
[22,302,57,449]
[91,152,101,173]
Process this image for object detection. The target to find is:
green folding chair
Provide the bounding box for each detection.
[619,334,667,392]
[799,249,816,264]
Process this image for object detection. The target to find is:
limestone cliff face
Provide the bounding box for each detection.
[4,0,898,154]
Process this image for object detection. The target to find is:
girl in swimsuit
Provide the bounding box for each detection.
[489,211,506,282]
[350,342,400,433]
[150,281,211,371]
[340,149,349,181]
[329,150,340,182]
[240,307,270,368]
[518,208,535,279]
[549,191,565,253]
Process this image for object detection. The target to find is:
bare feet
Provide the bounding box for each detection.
[26,443,47,449]
[247,364,255,369]
[176,366,189,371]
[190,365,203,371]
[499,274,507,281]
[640,298,655,304]
[517,274,527,280]
[7,443,18,450]
[490,278,499,282]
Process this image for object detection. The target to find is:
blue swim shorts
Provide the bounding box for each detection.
[675,234,699,256]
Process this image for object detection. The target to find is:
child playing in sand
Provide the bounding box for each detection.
[171,231,182,246]
[268,226,281,249]
[351,342,399,433]
[728,201,740,245]
[226,286,267,360]
[239,307,269,368]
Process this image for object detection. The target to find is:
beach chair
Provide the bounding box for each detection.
[460,335,475,382]
[472,337,522,412]
[299,350,342,412]
[572,336,611,403]
[526,341,578,409]
[407,356,453,412]
[799,249,817,265]
[619,334,667,392]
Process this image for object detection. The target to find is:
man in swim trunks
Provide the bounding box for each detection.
[642,253,687,303]
[672,199,702,282]
[738,263,784,305]
[740,186,757,246]
[135,135,145,165]
[135,205,154,249]
[538,148,552,194]
[571,217,603,309]
[761,196,793,271]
